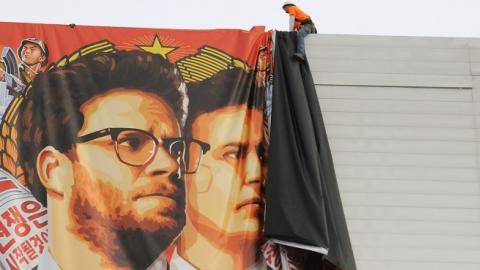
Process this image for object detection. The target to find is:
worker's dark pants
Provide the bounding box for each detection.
[297,24,317,55]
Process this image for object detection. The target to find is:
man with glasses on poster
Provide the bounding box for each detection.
[17,50,209,270]
[173,68,266,270]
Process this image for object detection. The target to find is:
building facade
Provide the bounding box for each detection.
[307,34,480,270]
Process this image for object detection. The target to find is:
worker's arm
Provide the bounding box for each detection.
[289,15,295,31]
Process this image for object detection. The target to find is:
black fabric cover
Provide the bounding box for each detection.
[264,31,356,270]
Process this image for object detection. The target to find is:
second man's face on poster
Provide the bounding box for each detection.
[186,104,264,238]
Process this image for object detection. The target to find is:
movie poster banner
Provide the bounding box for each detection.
[0,21,272,270]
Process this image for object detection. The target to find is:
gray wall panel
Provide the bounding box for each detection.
[328,139,476,155]
[342,193,480,208]
[309,59,471,75]
[334,165,477,182]
[305,34,480,269]
[307,46,469,62]
[316,86,472,102]
[320,99,474,115]
[311,72,473,88]
[322,112,474,128]
[305,35,470,48]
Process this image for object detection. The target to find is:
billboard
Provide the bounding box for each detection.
[0,22,272,270]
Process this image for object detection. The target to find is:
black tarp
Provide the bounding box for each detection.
[264,31,356,270]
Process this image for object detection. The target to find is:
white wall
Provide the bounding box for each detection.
[307,34,480,270]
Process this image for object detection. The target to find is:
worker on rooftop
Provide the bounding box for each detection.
[282,1,317,61]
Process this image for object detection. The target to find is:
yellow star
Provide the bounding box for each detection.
[138,35,176,58]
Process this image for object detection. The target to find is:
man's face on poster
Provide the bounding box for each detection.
[20,42,45,66]
[51,89,185,239]
[186,104,263,239]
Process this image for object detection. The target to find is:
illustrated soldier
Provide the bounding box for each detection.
[1,38,49,95]
[17,38,49,85]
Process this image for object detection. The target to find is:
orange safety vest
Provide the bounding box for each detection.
[286,5,311,30]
